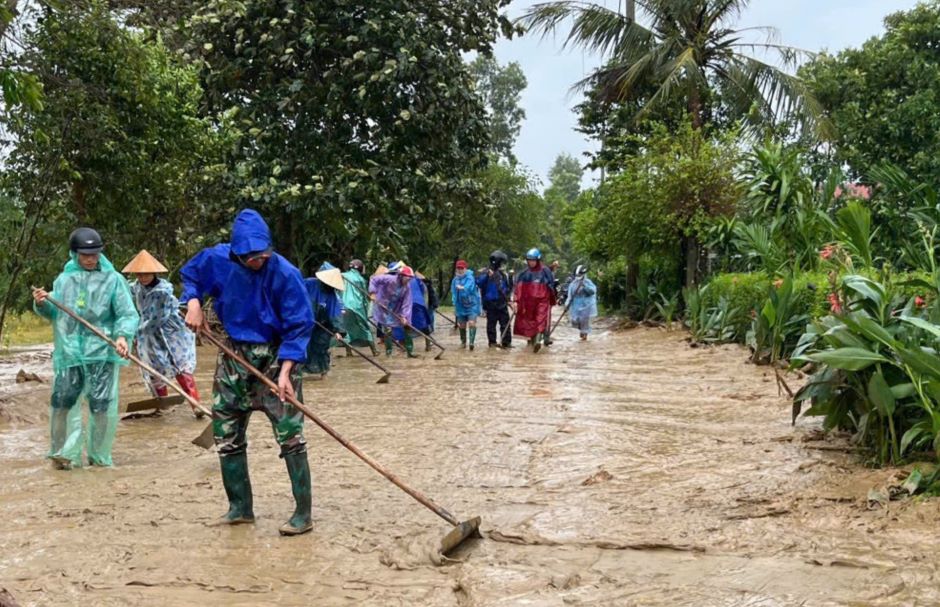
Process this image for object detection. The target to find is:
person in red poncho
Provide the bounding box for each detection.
[512,247,557,353]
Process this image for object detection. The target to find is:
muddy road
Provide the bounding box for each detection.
[2,320,940,605]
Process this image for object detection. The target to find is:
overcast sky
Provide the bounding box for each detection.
[496,0,922,189]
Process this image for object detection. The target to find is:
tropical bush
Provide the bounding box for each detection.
[793,274,940,464]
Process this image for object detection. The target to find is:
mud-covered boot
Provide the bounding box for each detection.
[370,343,379,357]
[279,451,313,536]
[459,327,467,349]
[384,335,394,357]
[533,333,543,353]
[469,327,477,351]
[209,452,255,526]
[425,337,432,352]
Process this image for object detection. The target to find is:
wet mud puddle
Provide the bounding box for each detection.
[2,321,939,605]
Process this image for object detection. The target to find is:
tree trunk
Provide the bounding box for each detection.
[684,235,700,290]
[625,261,639,317]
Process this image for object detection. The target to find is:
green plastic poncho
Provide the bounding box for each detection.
[34,253,139,467]
[340,269,374,347]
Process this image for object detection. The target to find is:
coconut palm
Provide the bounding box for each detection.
[518,0,824,133]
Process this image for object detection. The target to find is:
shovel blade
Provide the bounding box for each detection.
[376,374,391,384]
[191,422,215,450]
[439,516,481,556]
[434,349,445,360]
[125,395,184,413]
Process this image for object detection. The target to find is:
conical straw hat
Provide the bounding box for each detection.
[415,271,426,280]
[316,267,345,291]
[372,264,389,277]
[122,250,168,273]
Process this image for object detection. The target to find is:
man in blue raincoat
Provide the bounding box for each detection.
[181,209,315,536]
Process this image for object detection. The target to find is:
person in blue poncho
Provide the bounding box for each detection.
[181,209,315,536]
[568,265,598,340]
[303,262,345,378]
[477,250,513,348]
[32,228,140,470]
[450,259,481,350]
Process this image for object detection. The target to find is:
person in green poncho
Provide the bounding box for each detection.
[341,260,378,356]
[31,228,140,470]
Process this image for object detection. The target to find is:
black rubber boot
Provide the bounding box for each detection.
[209,452,255,526]
[459,327,467,348]
[279,451,313,536]
[384,335,394,356]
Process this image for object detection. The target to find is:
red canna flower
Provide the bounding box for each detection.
[828,292,843,314]
[915,295,926,308]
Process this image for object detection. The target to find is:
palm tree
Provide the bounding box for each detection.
[519,0,824,287]
[520,0,822,132]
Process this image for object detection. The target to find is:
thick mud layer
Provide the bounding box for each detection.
[2,320,940,605]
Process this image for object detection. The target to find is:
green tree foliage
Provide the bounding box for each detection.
[188,0,514,272]
[1,1,43,116]
[519,0,823,134]
[0,1,232,339]
[573,122,741,302]
[469,56,527,163]
[541,153,583,267]
[801,1,940,186]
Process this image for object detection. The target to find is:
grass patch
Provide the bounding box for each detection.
[2,312,53,348]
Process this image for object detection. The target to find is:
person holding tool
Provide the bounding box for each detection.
[512,248,556,353]
[123,250,202,417]
[567,265,598,340]
[32,227,140,469]
[369,264,416,357]
[477,250,513,348]
[303,262,345,378]
[341,259,378,356]
[180,209,315,536]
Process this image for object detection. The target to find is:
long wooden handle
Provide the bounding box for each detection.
[548,280,584,337]
[198,326,460,527]
[351,282,444,353]
[434,309,457,327]
[314,319,391,376]
[39,292,211,417]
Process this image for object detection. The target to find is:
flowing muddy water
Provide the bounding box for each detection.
[2,319,940,605]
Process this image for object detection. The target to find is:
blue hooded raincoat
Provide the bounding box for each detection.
[180,209,313,362]
[451,271,482,319]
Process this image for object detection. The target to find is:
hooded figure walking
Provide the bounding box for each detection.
[568,265,598,340]
[123,250,202,417]
[450,260,481,350]
[341,260,378,356]
[512,248,556,353]
[181,209,315,536]
[32,228,139,469]
[303,262,345,378]
[477,250,513,348]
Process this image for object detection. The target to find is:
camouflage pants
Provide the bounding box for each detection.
[212,341,306,457]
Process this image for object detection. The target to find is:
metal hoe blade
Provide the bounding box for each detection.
[125,395,184,413]
[439,516,482,556]
[191,422,215,450]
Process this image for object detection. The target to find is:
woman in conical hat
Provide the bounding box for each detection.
[301,262,345,377]
[123,250,202,416]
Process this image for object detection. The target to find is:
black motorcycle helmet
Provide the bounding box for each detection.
[489,249,508,268]
[69,227,104,254]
